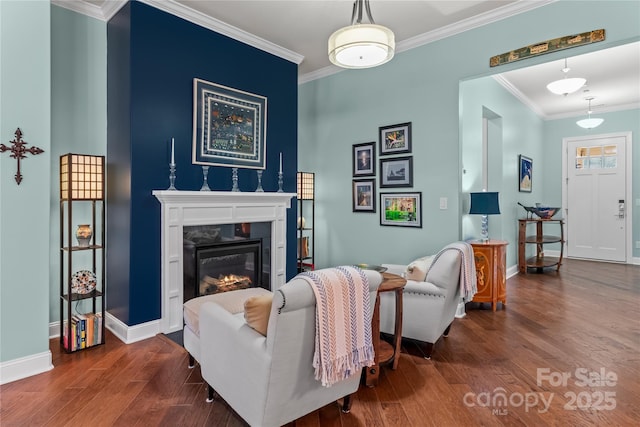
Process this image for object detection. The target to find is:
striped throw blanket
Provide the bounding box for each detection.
[428,242,478,302]
[298,266,375,387]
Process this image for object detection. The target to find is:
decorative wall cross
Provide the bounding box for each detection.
[0,128,44,185]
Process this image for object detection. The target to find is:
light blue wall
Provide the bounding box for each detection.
[544,108,640,257]
[0,0,51,364]
[49,6,107,325]
[299,0,640,268]
[460,76,544,267]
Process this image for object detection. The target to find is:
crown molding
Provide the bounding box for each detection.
[493,75,640,120]
[299,65,343,85]
[492,74,545,118]
[546,101,640,121]
[51,0,108,20]
[138,0,303,65]
[101,0,128,20]
[397,0,555,54]
[52,0,303,65]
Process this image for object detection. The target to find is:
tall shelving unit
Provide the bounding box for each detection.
[297,172,315,272]
[59,154,106,352]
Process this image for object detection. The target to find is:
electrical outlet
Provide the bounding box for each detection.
[636,241,640,249]
[440,197,448,210]
[636,198,640,206]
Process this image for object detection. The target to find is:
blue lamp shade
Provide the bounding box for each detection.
[469,192,501,215]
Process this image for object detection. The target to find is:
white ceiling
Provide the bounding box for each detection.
[58,0,640,120]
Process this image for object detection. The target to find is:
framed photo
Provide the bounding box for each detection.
[519,154,532,192]
[380,156,413,188]
[379,122,412,155]
[192,78,267,169]
[380,192,422,227]
[353,142,375,176]
[353,179,376,212]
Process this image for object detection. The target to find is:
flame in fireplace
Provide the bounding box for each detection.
[200,274,252,295]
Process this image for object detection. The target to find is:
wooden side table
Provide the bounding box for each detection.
[365,272,406,387]
[470,240,508,312]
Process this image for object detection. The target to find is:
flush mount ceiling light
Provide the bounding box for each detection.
[328,0,395,69]
[546,58,587,96]
[576,97,604,129]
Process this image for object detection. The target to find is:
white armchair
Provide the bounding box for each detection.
[380,242,471,359]
[198,269,382,427]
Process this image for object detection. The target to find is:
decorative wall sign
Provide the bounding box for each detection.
[0,128,44,185]
[519,154,532,193]
[380,192,422,228]
[192,78,267,169]
[490,29,605,67]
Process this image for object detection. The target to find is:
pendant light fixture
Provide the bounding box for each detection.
[576,97,604,129]
[546,58,586,96]
[328,0,395,69]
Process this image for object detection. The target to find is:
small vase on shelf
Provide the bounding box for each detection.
[76,224,92,247]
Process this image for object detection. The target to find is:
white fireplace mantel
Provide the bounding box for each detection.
[153,190,296,333]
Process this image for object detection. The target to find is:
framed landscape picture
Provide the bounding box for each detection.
[353,142,375,176]
[192,78,267,169]
[380,156,413,188]
[353,179,376,212]
[519,154,532,192]
[380,192,422,227]
[379,122,412,155]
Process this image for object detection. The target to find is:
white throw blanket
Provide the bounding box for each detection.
[298,266,375,387]
[428,242,478,302]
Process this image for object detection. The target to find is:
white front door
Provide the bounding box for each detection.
[565,134,628,262]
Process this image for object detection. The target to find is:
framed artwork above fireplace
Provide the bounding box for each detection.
[192,78,268,169]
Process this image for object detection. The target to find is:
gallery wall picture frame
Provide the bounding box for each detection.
[380,192,422,227]
[519,154,533,192]
[192,78,267,169]
[353,179,376,212]
[380,156,413,188]
[379,122,412,155]
[353,142,375,176]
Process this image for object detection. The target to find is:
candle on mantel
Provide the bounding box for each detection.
[279,152,283,174]
[171,138,175,164]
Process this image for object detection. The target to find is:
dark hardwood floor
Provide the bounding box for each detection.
[1,259,639,426]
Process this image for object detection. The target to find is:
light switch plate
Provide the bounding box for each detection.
[440,197,448,210]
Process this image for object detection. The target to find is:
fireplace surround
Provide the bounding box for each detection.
[153,191,295,333]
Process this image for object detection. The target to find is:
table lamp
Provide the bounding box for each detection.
[469,191,500,242]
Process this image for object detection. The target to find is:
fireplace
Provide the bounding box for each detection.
[183,222,271,302]
[153,191,295,333]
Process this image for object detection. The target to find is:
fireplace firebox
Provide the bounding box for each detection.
[196,240,261,297]
[183,223,271,302]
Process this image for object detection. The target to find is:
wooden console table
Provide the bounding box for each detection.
[365,272,406,387]
[518,218,564,273]
[470,240,508,312]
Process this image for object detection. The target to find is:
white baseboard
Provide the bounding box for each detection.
[105,312,161,344]
[0,350,53,385]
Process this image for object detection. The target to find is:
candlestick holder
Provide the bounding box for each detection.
[167,163,177,190]
[231,167,240,192]
[200,166,211,191]
[277,171,284,193]
[255,170,264,192]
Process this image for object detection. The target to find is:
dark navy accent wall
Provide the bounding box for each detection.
[106,2,133,325]
[107,1,298,326]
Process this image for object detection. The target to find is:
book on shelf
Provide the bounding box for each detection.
[64,313,103,351]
